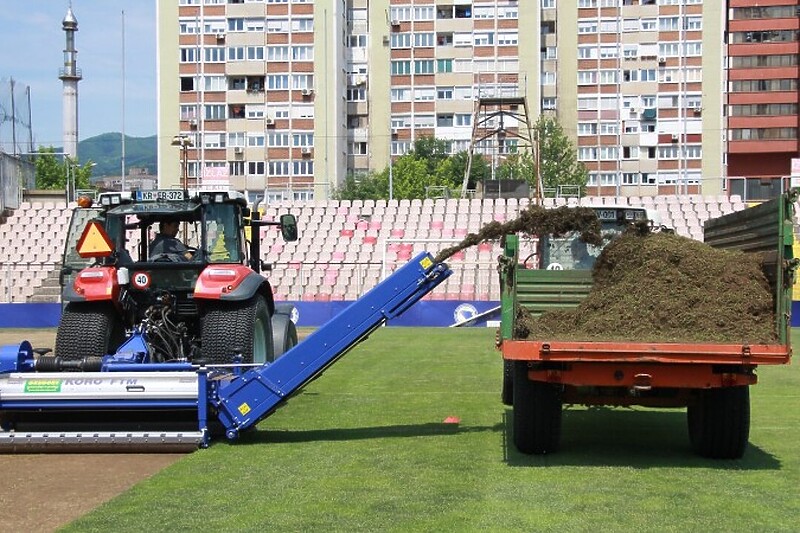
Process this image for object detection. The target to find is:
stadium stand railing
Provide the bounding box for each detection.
[0,195,755,304]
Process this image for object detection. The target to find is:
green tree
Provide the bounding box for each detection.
[333,172,387,201]
[495,116,587,196]
[534,116,588,194]
[449,151,492,192]
[34,146,95,191]
[333,136,495,200]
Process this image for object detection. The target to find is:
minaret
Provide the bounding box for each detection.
[59,4,82,159]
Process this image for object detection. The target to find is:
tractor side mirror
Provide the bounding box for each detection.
[280,214,298,242]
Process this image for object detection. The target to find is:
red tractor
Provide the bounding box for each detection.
[56,189,298,366]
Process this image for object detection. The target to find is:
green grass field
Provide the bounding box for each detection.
[64,328,800,532]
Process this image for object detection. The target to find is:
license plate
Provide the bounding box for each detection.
[136,190,187,202]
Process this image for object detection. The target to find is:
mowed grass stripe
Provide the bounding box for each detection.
[64,328,800,532]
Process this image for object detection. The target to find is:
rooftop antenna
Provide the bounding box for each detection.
[121,9,127,191]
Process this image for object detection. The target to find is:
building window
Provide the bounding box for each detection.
[346,87,367,101]
[267,133,290,147]
[293,161,313,175]
[391,33,412,48]
[267,75,290,90]
[227,18,244,32]
[348,142,367,155]
[204,105,225,121]
[391,61,411,75]
[436,114,454,127]
[247,162,265,175]
[729,128,798,141]
[269,161,291,176]
[414,32,435,47]
[622,173,639,185]
[293,133,313,147]
[437,86,454,100]
[229,161,245,176]
[247,134,265,147]
[228,47,245,61]
[229,105,245,119]
[437,59,453,73]
[415,60,435,75]
[732,55,799,68]
[291,18,314,32]
[180,47,200,63]
[228,132,245,146]
[180,105,198,121]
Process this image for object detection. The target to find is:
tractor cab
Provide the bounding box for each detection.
[100,189,246,266]
[540,205,657,271]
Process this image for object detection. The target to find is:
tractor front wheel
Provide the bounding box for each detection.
[201,295,273,365]
[55,302,125,361]
[272,313,298,360]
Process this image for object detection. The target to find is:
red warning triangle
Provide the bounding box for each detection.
[76,220,115,258]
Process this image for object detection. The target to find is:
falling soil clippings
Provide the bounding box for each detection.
[516,230,777,344]
[434,205,603,263]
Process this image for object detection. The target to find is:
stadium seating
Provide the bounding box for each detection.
[0,195,757,303]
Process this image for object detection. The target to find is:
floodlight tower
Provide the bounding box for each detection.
[59,4,82,159]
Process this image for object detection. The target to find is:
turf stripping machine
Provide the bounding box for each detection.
[0,253,452,452]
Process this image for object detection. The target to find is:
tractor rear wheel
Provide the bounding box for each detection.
[512,361,562,454]
[201,295,273,365]
[271,313,298,360]
[55,302,125,361]
[687,386,750,459]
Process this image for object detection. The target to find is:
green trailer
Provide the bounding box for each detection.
[497,193,797,458]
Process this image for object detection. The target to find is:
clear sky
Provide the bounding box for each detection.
[0,0,156,148]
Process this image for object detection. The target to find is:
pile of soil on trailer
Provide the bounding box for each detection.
[515,230,777,344]
[434,205,603,263]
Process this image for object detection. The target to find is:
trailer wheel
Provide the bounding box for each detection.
[55,302,125,361]
[501,360,514,406]
[201,295,273,365]
[512,361,562,454]
[687,386,750,459]
[272,313,298,360]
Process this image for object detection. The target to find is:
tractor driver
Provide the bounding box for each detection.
[149,220,193,261]
[571,238,594,270]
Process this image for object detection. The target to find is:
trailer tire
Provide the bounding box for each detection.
[55,302,125,361]
[687,386,750,459]
[501,360,514,406]
[512,361,562,454]
[272,313,298,360]
[201,296,273,365]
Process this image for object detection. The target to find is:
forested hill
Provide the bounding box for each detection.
[77,133,157,177]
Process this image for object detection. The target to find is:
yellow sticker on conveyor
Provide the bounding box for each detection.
[24,380,62,393]
[238,402,251,416]
[420,256,433,270]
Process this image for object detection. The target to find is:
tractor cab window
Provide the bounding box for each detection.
[540,207,650,271]
[543,234,602,271]
[204,203,243,263]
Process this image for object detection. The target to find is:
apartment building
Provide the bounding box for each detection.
[158,0,345,201]
[726,1,800,200]
[157,0,794,202]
